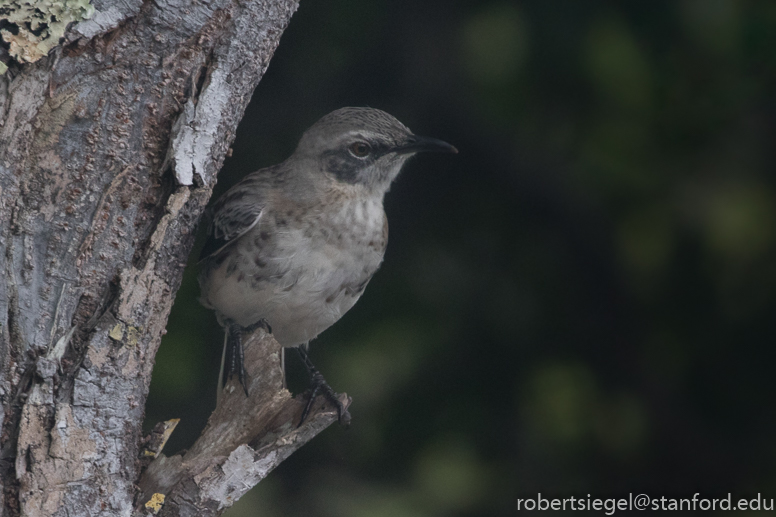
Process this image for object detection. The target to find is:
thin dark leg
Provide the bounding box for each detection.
[296,347,351,427]
[222,319,272,397]
[225,324,249,397]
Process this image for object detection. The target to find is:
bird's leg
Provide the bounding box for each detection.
[296,346,351,427]
[223,319,272,397]
[223,323,248,397]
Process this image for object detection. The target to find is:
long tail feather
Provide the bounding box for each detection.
[280,347,286,389]
[216,330,228,405]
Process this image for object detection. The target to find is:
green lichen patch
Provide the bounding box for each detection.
[109,323,125,341]
[0,0,95,64]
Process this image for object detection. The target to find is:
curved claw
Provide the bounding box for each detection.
[296,348,350,427]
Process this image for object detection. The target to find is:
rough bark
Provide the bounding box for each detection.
[0,1,346,515]
[137,327,350,516]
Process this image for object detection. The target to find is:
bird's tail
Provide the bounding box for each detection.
[280,347,285,389]
[216,330,228,405]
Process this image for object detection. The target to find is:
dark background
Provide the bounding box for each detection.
[144,1,776,515]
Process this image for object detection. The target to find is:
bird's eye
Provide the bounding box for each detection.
[348,142,371,158]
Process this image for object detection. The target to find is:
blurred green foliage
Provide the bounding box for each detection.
[144,0,776,515]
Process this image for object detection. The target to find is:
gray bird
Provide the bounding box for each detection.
[198,107,457,424]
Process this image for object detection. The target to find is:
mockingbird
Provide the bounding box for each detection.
[198,107,457,424]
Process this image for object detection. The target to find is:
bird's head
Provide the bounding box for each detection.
[294,107,457,194]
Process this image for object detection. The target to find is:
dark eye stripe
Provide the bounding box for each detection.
[322,149,360,183]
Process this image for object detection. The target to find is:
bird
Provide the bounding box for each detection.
[197,107,457,425]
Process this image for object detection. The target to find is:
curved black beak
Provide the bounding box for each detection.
[396,135,458,155]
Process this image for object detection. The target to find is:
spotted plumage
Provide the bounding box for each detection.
[197,107,456,420]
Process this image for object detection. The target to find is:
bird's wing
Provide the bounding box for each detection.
[199,183,264,262]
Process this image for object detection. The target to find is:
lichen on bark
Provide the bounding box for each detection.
[0,0,95,64]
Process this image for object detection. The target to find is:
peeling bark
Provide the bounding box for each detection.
[137,327,350,516]
[0,1,351,515]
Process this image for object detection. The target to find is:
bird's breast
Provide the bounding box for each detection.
[199,194,388,346]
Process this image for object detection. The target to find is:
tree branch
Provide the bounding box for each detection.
[137,327,350,516]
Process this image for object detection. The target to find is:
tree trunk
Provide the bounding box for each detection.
[0,1,346,515]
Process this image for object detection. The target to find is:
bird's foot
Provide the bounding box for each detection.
[296,347,351,428]
[223,319,272,398]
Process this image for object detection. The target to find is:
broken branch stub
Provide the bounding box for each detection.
[137,326,351,516]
